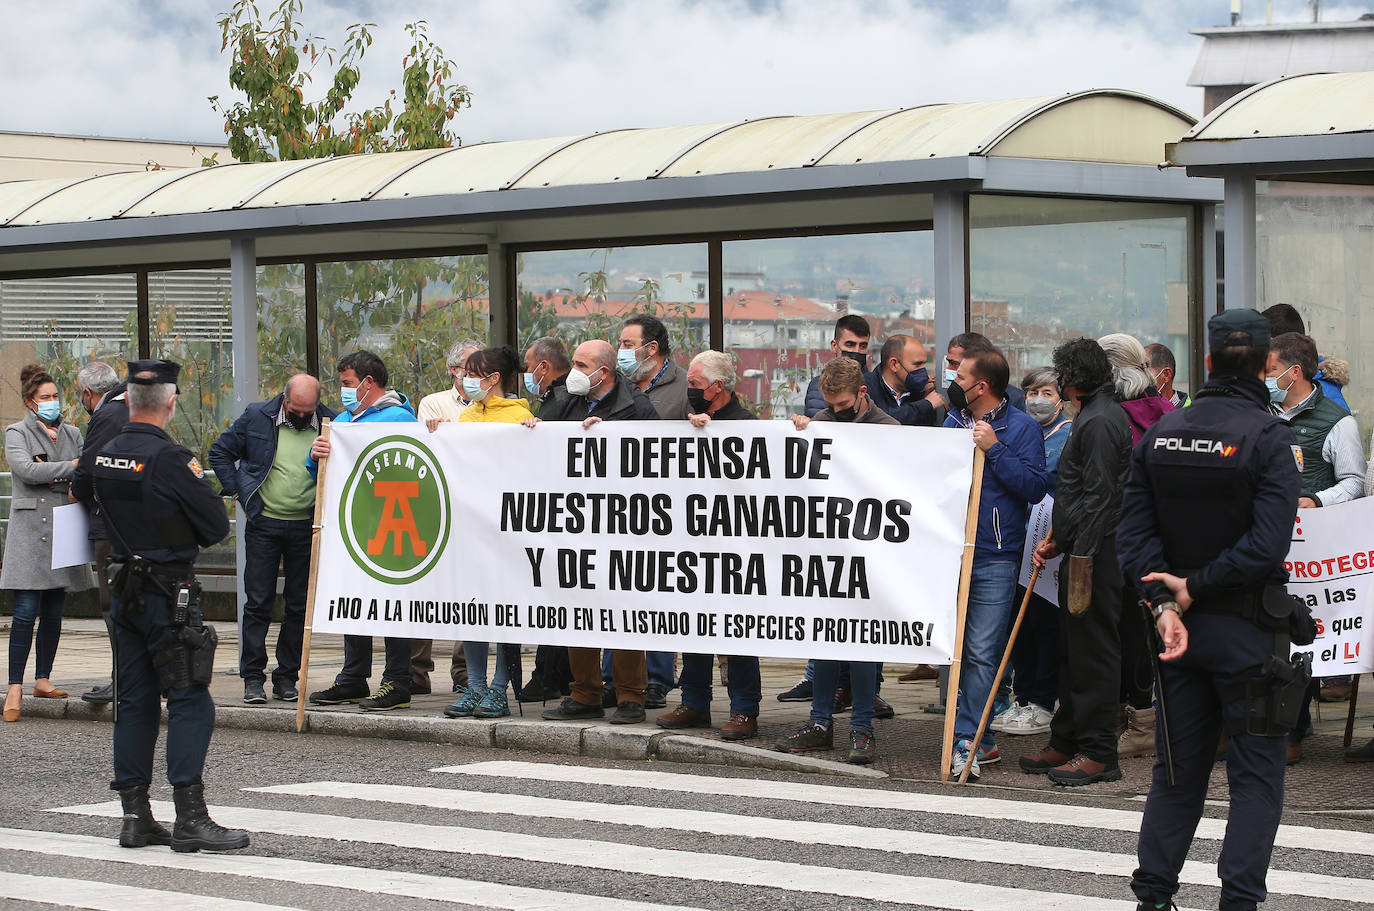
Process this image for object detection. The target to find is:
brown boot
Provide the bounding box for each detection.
[1046,754,1123,787]
[655,704,711,729]
[1118,705,1156,758]
[898,665,939,683]
[719,713,758,741]
[1018,745,1072,774]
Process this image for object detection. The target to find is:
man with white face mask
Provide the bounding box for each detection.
[618,315,689,420]
[418,339,482,433]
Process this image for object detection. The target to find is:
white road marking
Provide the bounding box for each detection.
[0,827,705,911]
[52,801,1191,911]
[433,759,1374,856]
[0,869,304,911]
[249,780,1371,903]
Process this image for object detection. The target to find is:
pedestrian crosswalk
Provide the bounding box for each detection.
[5,759,1370,911]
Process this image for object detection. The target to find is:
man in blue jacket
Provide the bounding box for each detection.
[944,346,1048,781]
[305,351,419,712]
[209,374,336,706]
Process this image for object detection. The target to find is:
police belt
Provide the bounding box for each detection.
[1187,586,1263,623]
[107,557,193,607]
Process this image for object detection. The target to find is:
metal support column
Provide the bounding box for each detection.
[230,238,259,667]
[708,239,724,351]
[487,242,515,348]
[1222,174,1256,310]
[1194,203,1218,387]
[304,261,319,378]
[933,191,970,365]
[135,271,151,358]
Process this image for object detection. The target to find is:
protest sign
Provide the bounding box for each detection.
[1285,498,1374,675]
[51,502,94,569]
[310,420,975,663]
[1017,495,1060,604]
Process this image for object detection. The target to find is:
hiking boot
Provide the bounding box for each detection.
[82,682,114,705]
[644,683,669,710]
[1019,745,1073,774]
[609,701,646,724]
[720,713,758,741]
[656,704,711,729]
[117,785,171,848]
[472,686,510,719]
[849,729,876,765]
[308,680,369,705]
[1047,754,1122,787]
[775,721,833,753]
[359,681,410,712]
[443,686,486,718]
[776,679,812,702]
[1319,678,1353,702]
[171,784,249,853]
[951,739,980,782]
[542,697,604,721]
[1118,705,1156,758]
[242,682,267,705]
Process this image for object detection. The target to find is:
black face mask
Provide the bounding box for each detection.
[947,379,971,413]
[841,350,868,368]
[832,402,860,422]
[286,410,313,431]
[687,386,711,415]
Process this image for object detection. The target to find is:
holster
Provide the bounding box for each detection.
[1260,584,1317,646]
[150,580,217,693]
[1066,554,1094,616]
[1222,647,1313,737]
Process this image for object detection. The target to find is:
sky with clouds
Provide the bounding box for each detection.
[1,0,1368,148]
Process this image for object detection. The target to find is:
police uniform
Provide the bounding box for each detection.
[94,359,247,853]
[1118,312,1304,911]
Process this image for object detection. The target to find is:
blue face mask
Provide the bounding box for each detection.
[35,401,61,423]
[903,367,930,396]
[1266,376,1286,404]
[523,371,541,397]
[617,346,644,376]
[462,375,489,403]
[943,368,959,386]
[339,386,359,412]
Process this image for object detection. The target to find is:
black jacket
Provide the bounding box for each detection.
[563,378,658,422]
[71,382,129,542]
[706,394,756,422]
[536,374,577,422]
[867,371,937,426]
[1053,381,1132,557]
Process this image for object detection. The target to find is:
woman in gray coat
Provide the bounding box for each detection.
[3,364,95,722]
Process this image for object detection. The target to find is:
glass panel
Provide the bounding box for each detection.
[148,269,236,455]
[1257,180,1374,445]
[515,243,709,374]
[970,195,1192,395]
[0,274,139,537]
[256,263,308,400]
[721,232,934,418]
[317,255,489,406]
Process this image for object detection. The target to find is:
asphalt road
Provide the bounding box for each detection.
[0,717,1371,911]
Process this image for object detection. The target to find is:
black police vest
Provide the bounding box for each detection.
[1142,406,1275,576]
[93,443,196,565]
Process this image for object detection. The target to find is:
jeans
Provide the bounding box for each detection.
[240,515,311,686]
[811,660,878,732]
[678,653,761,716]
[954,560,1018,751]
[604,649,676,690]
[463,641,511,693]
[8,588,65,685]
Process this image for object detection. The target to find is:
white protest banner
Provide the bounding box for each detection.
[51,502,94,569]
[1284,498,1374,675]
[1017,495,1060,604]
[311,420,974,663]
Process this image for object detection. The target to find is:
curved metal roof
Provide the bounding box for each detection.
[0,90,1193,230]
[1183,71,1374,141]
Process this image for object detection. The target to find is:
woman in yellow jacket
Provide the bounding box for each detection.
[445,346,533,719]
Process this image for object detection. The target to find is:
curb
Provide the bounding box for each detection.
[34,696,887,780]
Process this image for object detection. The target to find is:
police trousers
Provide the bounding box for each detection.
[110,590,214,791]
[1133,612,1286,911]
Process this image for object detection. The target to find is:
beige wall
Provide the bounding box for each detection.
[0,132,230,181]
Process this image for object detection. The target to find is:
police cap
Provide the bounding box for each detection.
[1208,309,1270,350]
[126,359,182,390]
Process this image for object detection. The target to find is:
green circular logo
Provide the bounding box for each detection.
[339,435,451,584]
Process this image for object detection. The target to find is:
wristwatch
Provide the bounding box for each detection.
[1150,601,1182,620]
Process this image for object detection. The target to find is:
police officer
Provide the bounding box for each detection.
[1118,311,1305,911]
[93,360,249,853]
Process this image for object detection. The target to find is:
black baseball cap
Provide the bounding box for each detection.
[1207,309,1270,350]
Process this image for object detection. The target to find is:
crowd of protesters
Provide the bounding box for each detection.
[7,305,1374,775]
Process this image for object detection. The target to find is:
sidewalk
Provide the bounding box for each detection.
[11,619,1374,807]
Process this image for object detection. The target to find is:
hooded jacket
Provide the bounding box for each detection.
[306,389,415,479]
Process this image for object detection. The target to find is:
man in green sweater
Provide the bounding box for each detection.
[209,375,337,705]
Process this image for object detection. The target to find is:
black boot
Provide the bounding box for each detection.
[171,783,250,853]
[117,785,171,848]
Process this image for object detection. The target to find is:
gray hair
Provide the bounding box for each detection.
[1098,332,1153,401]
[446,338,483,369]
[689,350,737,391]
[526,336,570,372]
[76,361,118,397]
[1020,367,1058,392]
[127,382,176,412]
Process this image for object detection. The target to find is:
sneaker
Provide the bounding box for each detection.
[951,739,980,781]
[776,679,813,702]
[308,681,369,705]
[472,687,510,719]
[242,682,267,705]
[359,681,410,712]
[976,742,1001,765]
[81,682,114,705]
[644,683,669,710]
[1003,703,1053,735]
[991,693,1011,720]
[443,686,486,718]
[990,702,1028,732]
[609,701,646,724]
[848,729,876,765]
[541,697,604,721]
[271,682,299,703]
[775,721,833,753]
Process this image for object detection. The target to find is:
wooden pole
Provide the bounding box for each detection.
[958,557,1045,785]
[295,420,331,734]
[940,446,985,784]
